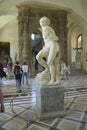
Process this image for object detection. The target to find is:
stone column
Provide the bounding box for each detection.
[23,17,32,76]
[17,6,33,76]
[58,11,68,61]
[23,19,29,61]
[18,18,24,63]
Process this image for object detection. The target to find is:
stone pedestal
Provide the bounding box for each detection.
[35,83,65,120]
[76,61,82,69]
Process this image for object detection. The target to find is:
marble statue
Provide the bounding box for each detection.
[36,16,61,85]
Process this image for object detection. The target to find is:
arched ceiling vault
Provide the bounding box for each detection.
[0,0,87,29]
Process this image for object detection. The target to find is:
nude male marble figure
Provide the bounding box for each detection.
[36,16,61,85]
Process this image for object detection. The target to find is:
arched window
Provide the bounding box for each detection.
[31,33,36,40]
[77,35,82,52]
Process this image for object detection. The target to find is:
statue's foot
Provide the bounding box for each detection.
[47,80,55,85]
[47,78,61,85]
[55,79,61,85]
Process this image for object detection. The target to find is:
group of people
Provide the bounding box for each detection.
[0,61,29,113]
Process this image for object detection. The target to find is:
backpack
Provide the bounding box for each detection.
[14,66,22,79]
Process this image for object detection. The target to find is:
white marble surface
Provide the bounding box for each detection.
[36,16,61,86]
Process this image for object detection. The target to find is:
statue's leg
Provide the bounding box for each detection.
[54,52,61,84]
[47,47,58,84]
[36,49,49,72]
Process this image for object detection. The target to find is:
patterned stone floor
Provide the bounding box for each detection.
[0,70,87,130]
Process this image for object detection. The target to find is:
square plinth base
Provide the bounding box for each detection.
[35,82,66,120]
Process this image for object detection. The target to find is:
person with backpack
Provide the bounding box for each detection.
[13,61,22,93]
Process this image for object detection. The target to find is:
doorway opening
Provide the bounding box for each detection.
[0,42,10,62]
[72,34,82,69]
[31,32,43,72]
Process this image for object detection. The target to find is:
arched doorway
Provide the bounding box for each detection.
[68,25,83,69]
[31,32,43,72]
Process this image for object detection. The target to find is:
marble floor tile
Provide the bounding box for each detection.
[21,109,35,119]
[28,124,48,130]
[75,96,87,104]
[36,118,56,126]
[2,117,26,130]
[65,110,84,121]
[70,103,86,112]
[5,105,26,116]
[0,113,12,125]
[57,119,80,130]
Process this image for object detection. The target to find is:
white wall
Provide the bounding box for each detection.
[0,19,18,63]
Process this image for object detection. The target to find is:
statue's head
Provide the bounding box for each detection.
[39,16,50,27]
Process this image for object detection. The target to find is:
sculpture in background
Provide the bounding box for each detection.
[36,16,61,85]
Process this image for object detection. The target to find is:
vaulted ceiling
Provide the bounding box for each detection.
[0,0,87,29]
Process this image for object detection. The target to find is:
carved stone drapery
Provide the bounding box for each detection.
[17,5,68,76]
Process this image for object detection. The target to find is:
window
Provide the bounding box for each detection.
[77,35,82,52]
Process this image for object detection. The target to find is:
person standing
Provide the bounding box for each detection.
[8,57,13,71]
[0,63,7,112]
[60,61,71,80]
[21,61,29,85]
[65,62,71,79]
[2,59,8,75]
[14,61,22,92]
[60,60,66,80]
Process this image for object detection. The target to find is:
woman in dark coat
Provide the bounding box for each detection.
[0,63,7,112]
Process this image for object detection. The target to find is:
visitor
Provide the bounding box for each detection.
[13,61,22,92]
[60,61,71,80]
[21,61,29,85]
[0,63,7,112]
[65,62,71,79]
[2,59,8,75]
[60,60,66,80]
[8,57,13,71]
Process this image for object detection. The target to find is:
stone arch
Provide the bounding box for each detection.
[67,22,85,69]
